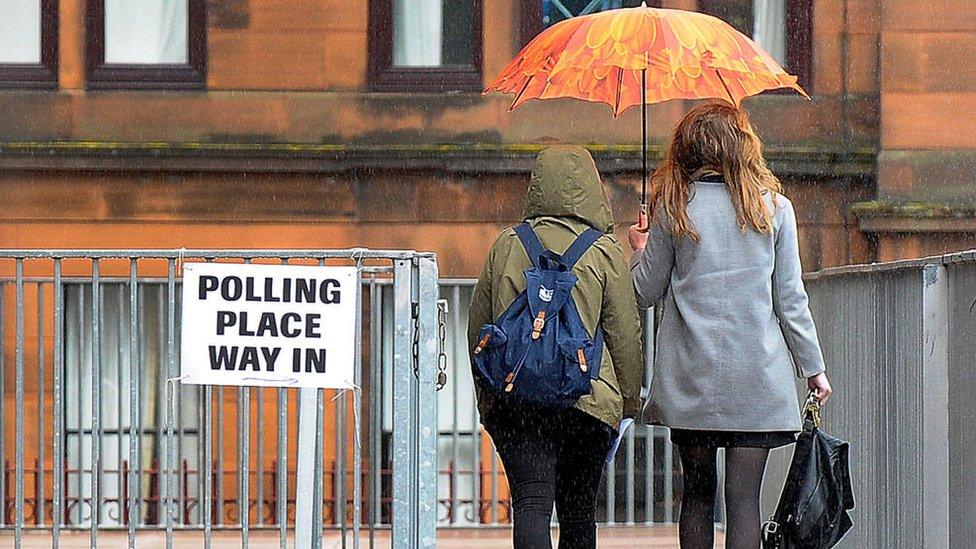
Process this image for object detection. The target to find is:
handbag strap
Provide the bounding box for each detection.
[803,391,822,429]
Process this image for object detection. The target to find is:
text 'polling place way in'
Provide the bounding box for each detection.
[180,262,357,389]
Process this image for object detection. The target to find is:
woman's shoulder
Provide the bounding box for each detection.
[773,190,793,204]
[765,192,796,234]
[759,190,792,214]
[480,226,520,265]
[496,225,519,240]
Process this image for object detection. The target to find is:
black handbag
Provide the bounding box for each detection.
[761,394,855,548]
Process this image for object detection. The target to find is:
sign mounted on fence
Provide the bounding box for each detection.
[180,262,357,389]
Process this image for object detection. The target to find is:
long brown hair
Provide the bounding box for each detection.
[649,103,782,242]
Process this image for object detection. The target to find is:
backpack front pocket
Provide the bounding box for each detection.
[558,337,596,400]
[472,324,509,392]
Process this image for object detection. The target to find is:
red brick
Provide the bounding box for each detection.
[882,32,976,93]
[247,0,367,32]
[58,0,85,90]
[883,0,976,31]
[882,92,976,149]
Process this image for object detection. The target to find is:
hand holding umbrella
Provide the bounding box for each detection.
[628,208,649,252]
[485,2,809,210]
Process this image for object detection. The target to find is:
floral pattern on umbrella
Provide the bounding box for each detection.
[485,6,808,116]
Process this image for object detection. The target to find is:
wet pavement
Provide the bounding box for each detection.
[6,526,726,547]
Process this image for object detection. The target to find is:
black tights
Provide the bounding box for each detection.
[677,445,769,549]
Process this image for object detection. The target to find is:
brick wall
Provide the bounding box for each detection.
[865,0,976,260]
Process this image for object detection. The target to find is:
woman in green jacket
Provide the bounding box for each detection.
[468,145,643,549]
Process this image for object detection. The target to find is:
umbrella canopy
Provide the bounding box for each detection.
[486,5,808,115]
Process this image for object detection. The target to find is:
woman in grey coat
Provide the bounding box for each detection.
[628,103,833,549]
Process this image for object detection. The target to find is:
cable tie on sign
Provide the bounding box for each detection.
[330,384,364,469]
[328,382,362,402]
[349,247,367,266]
[175,247,187,276]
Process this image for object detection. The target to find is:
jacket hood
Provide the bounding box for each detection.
[522,145,615,233]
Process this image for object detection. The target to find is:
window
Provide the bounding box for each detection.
[520,1,661,45]
[0,0,58,89]
[543,0,657,27]
[86,0,206,90]
[65,282,203,526]
[697,0,812,87]
[368,0,483,92]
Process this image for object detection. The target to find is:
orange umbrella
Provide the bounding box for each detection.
[484,3,808,207]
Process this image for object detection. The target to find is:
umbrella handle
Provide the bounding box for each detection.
[641,67,648,209]
[637,202,649,231]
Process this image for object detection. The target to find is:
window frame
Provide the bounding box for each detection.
[367,0,484,93]
[0,0,59,90]
[785,0,813,89]
[85,0,207,91]
[696,0,813,88]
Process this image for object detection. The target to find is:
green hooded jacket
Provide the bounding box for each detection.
[467,145,644,428]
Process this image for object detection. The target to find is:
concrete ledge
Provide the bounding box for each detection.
[852,200,976,233]
[0,141,877,177]
[877,149,976,201]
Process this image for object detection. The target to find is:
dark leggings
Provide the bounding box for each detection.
[486,402,613,549]
[677,445,770,549]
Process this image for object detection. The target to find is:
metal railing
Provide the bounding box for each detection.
[15,243,971,547]
[0,248,708,547]
[761,249,976,549]
[0,249,440,549]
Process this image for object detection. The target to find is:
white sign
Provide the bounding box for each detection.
[180,262,357,389]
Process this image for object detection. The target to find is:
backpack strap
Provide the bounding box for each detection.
[514,222,546,269]
[560,228,603,269]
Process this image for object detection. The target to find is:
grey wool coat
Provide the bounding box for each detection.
[631,181,827,432]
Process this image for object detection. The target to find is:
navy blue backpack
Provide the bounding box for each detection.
[472,222,604,408]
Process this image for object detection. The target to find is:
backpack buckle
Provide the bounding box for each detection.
[531,311,547,339]
[473,333,492,355]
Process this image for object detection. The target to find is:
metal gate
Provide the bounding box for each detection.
[0,249,440,548]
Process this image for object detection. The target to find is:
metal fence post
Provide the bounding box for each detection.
[15,259,24,548]
[295,387,320,548]
[90,260,101,546]
[921,264,949,548]
[391,259,416,547]
[946,254,976,547]
[415,257,439,548]
[391,257,438,548]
